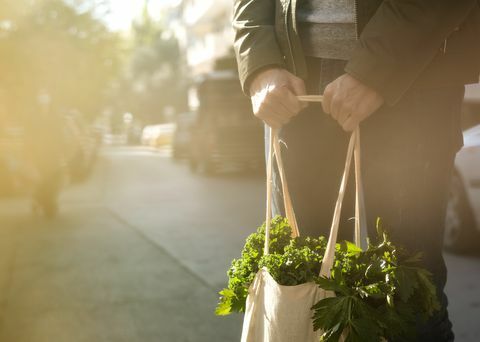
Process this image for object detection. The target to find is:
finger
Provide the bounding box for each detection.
[358,95,383,119]
[337,110,351,126]
[264,116,282,129]
[253,92,293,127]
[289,77,308,109]
[342,116,359,132]
[257,106,283,129]
[337,103,353,126]
[322,84,333,114]
[330,94,343,121]
[289,75,307,96]
[264,97,293,122]
[270,87,304,116]
[258,102,291,126]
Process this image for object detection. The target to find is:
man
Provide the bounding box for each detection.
[24,96,65,219]
[233,0,480,341]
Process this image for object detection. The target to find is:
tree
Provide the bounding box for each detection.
[0,0,121,123]
[115,1,187,125]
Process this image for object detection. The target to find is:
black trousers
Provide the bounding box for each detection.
[270,57,464,341]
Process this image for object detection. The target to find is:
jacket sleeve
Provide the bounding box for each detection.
[233,0,286,94]
[345,0,479,105]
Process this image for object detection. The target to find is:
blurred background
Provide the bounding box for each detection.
[0,0,479,341]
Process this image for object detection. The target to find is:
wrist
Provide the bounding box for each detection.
[248,66,285,96]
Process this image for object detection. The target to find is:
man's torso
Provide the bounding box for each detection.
[296,0,357,60]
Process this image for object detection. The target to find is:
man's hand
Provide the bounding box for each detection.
[249,68,307,129]
[322,74,384,132]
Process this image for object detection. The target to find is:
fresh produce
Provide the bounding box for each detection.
[312,221,440,341]
[215,216,304,315]
[216,217,440,342]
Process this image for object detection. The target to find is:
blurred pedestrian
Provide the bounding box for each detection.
[233,0,480,341]
[24,91,65,218]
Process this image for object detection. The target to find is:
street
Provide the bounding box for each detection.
[0,146,479,342]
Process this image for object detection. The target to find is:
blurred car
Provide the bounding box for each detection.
[103,133,128,145]
[188,71,264,174]
[444,124,480,252]
[141,123,176,148]
[172,112,196,160]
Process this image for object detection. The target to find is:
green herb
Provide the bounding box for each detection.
[259,235,327,286]
[215,216,292,315]
[312,221,440,341]
[216,217,440,342]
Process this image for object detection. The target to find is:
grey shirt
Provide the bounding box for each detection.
[297,0,357,60]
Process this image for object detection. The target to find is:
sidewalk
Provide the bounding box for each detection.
[0,200,241,342]
[0,148,478,342]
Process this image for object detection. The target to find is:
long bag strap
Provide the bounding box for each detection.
[319,128,366,278]
[264,127,365,257]
[264,127,300,254]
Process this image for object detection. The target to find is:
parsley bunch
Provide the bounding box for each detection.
[216,217,440,342]
[215,216,323,315]
[313,222,440,341]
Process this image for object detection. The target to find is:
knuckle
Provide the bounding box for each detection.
[264,92,276,103]
[270,87,283,96]
[343,102,354,113]
[292,77,305,89]
[331,96,341,109]
[276,87,289,98]
[256,104,271,118]
[256,103,266,114]
[324,85,333,96]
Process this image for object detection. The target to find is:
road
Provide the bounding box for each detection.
[0,146,478,342]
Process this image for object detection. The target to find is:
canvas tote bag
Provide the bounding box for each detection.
[241,127,365,342]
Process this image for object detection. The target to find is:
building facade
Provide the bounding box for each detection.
[176,0,234,75]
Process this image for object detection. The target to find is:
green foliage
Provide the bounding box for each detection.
[215,216,293,315]
[117,3,186,124]
[217,217,441,342]
[312,221,440,341]
[216,217,328,315]
[0,0,121,121]
[259,235,327,286]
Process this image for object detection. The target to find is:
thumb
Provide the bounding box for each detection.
[287,74,306,96]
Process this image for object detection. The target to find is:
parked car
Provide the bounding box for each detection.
[141,123,176,148]
[444,124,480,253]
[188,71,264,174]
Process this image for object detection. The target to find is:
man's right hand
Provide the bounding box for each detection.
[249,68,307,129]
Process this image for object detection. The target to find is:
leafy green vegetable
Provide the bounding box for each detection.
[312,221,440,341]
[215,216,292,315]
[259,235,327,286]
[216,216,440,342]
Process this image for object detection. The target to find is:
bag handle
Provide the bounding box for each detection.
[264,126,365,264]
[319,128,365,278]
[264,127,300,255]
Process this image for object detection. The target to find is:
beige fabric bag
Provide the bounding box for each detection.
[241,127,365,342]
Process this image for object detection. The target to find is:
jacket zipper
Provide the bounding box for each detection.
[443,27,460,54]
[286,0,297,75]
[353,0,359,40]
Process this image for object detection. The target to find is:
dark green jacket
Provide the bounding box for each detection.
[233,0,480,105]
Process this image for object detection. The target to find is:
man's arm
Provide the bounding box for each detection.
[346,0,479,106]
[323,0,478,131]
[233,0,286,93]
[233,0,307,128]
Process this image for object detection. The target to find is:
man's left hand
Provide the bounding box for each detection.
[322,74,384,131]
